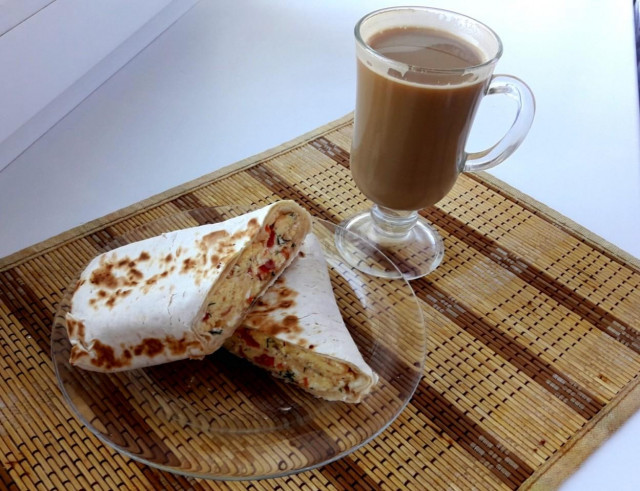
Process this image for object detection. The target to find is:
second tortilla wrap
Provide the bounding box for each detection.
[224,233,379,403]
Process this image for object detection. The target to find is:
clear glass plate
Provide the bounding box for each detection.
[51,206,426,480]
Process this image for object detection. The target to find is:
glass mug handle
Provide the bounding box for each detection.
[463,75,536,172]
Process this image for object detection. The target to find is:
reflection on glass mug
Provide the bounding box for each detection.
[336,6,535,280]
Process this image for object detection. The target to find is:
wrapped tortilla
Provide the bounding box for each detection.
[224,233,378,403]
[66,200,311,372]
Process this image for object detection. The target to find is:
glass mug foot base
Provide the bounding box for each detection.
[335,210,444,280]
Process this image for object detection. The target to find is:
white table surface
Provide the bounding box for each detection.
[1,0,638,488]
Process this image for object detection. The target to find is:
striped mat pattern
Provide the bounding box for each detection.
[0,115,639,489]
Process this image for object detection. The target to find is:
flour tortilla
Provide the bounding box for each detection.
[66,200,311,372]
[224,233,378,403]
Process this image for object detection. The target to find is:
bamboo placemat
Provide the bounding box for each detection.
[1,114,639,490]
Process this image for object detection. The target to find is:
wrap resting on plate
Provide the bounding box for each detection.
[224,233,379,403]
[66,200,311,372]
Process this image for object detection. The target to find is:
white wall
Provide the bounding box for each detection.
[0,0,199,171]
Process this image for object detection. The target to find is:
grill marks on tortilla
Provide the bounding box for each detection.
[243,276,307,342]
[70,334,205,370]
[89,261,119,289]
[87,250,159,308]
[66,317,85,341]
[181,257,198,273]
[85,224,260,310]
[176,230,237,279]
[201,230,228,246]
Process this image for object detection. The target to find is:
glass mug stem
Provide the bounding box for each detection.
[370,206,418,240]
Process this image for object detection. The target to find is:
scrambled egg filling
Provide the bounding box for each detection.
[225,328,360,397]
[199,211,302,333]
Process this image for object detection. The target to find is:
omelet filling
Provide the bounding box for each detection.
[198,211,304,335]
[225,327,367,400]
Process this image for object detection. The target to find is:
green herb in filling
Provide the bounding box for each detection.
[280,370,295,382]
[276,235,290,246]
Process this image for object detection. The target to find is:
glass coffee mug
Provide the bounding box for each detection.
[336,6,535,280]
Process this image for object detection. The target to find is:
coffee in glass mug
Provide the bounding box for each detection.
[336,7,535,280]
[351,26,490,211]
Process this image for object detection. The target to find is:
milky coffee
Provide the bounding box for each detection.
[351,27,488,211]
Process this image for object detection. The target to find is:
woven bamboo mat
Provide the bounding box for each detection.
[1,114,639,490]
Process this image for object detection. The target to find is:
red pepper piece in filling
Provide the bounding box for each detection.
[237,327,260,348]
[254,353,275,367]
[266,225,276,248]
[258,259,276,277]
